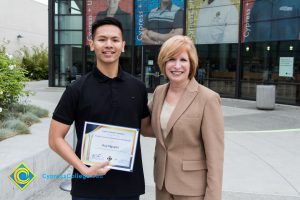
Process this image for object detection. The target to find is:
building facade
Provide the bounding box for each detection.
[49,0,300,105]
[0,0,48,55]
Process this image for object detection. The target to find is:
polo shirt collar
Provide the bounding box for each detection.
[92,66,126,82]
[158,3,172,11]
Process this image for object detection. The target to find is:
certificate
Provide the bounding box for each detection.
[81,121,139,172]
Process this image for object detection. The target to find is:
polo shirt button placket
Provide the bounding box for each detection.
[111,80,119,108]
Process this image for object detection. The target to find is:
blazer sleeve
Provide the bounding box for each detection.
[148,85,161,114]
[201,93,224,200]
[140,87,158,138]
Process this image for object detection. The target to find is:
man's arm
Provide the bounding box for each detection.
[141,28,160,44]
[141,13,157,44]
[147,28,183,43]
[48,119,110,176]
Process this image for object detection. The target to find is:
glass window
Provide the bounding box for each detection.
[55,0,83,15]
[134,45,167,92]
[55,16,82,30]
[241,40,300,104]
[197,43,237,97]
[55,31,82,44]
[54,45,83,86]
[55,1,58,14]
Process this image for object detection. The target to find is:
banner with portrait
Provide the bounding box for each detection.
[242,0,300,42]
[135,0,184,45]
[186,0,240,44]
[85,0,133,45]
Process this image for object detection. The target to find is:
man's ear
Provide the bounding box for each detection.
[88,39,94,51]
[122,41,125,52]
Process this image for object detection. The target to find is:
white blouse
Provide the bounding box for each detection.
[160,101,176,138]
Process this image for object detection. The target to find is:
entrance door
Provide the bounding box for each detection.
[143,46,167,92]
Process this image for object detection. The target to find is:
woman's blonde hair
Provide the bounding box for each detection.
[157,35,198,80]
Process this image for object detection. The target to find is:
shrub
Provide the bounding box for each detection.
[3,119,30,134]
[9,103,27,113]
[20,45,48,80]
[10,103,48,118]
[0,104,48,141]
[0,128,17,141]
[0,43,48,141]
[0,48,29,116]
[26,105,49,118]
[19,112,41,126]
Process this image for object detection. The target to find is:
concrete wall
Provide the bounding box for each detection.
[0,118,73,200]
[0,0,48,54]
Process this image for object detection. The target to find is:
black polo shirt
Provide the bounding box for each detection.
[52,66,149,198]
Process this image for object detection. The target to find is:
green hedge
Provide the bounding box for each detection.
[0,48,29,118]
[20,45,48,80]
[0,43,49,141]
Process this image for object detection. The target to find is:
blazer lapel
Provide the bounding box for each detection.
[164,78,199,138]
[154,84,169,149]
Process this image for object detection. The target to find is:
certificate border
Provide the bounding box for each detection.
[80,121,139,172]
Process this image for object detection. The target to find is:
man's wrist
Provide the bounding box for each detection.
[77,164,88,175]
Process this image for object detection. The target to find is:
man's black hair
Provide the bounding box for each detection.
[91,17,123,39]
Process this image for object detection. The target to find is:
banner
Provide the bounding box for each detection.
[242,0,300,42]
[135,0,184,45]
[187,0,240,44]
[85,0,133,45]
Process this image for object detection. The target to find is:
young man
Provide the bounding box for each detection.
[96,0,132,44]
[49,17,150,200]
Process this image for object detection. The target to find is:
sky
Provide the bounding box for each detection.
[33,0,48,5]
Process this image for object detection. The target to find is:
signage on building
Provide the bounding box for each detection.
[279,57,294,77]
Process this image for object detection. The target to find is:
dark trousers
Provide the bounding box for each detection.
[72,196,139,200]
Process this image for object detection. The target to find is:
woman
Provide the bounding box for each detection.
[149,35,224,200]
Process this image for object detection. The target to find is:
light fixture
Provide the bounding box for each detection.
[289,45,293,51]
[267,46,270,51]
[17,34,23,39]
[246,46,250,52]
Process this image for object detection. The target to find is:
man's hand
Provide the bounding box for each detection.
[141,28,161,44]
[147,30,158,41]
[141,28,150,40]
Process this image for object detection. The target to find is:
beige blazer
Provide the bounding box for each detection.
[150,78,224,200]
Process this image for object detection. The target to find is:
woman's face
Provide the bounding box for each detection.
[165,51,190,84]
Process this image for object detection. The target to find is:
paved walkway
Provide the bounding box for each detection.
[13,81,300,199]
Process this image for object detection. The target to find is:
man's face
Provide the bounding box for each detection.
[89,25,125,66]
[107,0,121,9]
